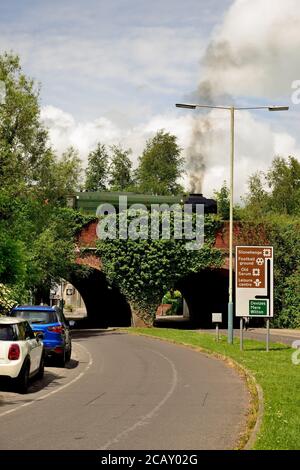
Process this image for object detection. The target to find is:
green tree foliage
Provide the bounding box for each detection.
[240,155,300,328]
[214,181,230,219]
[85,143,109,191]
[0,283,16,314]
[0,234,26,285]
[266,156,300,215]
[135,130,184,195]
[243,156,300,216]
[0,53,50,194]
[109,145,133,191]
[280,269,300,329]
[33,147,82,204]
[97,211,223,324]
[265,217,300,327]
[0,52,84,302]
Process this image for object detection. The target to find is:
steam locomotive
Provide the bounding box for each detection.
[67,191,217,215]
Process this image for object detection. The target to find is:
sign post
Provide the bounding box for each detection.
[236,246,273,352]
[240,318,244,351]
[266,318,270,352]
[212,313,222,342]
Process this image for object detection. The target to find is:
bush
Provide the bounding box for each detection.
[0,283,16,314]
[277,270,300,329]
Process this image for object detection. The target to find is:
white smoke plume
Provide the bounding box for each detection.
[186,0,300,193]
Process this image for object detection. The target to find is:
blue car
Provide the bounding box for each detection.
[10,305,72,367]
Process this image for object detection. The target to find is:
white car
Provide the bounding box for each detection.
[0,317,45,393]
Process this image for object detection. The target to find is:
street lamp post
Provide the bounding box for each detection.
[176,102,289,344]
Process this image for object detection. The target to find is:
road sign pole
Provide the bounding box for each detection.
[216,323,219,342]
[228,107,235,345]
[240,318,244,351]
[266,318,270,352]
[212,313,222,342]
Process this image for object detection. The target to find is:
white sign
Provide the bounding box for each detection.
[212,313,222,323]
[236,246,273,318]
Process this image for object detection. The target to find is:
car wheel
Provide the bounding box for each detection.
[37,354,45,379]
[65,346,72,363]
[16,362,30,394]
[57,350,66,367]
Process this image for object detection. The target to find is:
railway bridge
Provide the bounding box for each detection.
[65,192,263,328]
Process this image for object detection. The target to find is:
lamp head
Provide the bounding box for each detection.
[176,103,197,109]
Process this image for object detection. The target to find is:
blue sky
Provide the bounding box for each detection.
[0,0,299,198]
[0,0,231,122]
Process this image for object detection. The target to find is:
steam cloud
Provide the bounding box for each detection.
[185,0,300,193]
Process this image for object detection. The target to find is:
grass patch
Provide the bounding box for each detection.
[126,328,300,450]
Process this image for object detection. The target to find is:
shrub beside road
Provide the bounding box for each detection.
[127,328,300,450]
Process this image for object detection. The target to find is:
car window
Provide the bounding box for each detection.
[24,322,35,339]
[11,309,57,324]
[17,322,26,340]
[0,325,18,341]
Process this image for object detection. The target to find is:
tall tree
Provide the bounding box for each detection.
[0,52,85,306]
[85,143,109,191]
[31,146,82,204]
[266,156,300,215]
[214,181,230,220]
[136,130,184,195]
[243,156,300,217]
[0,52,49,195]
[109,145,133,191]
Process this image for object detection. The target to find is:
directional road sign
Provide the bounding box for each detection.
[235,246,273,318]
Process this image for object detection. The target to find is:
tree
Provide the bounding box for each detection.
[0,233,26,285]
[214,181,230,219]
[280,269,300,329]
[0,52,87,304]
[136,130,184,195]
[0,283,16,314]
[240,155,300,327]
[30,146,82,204]
[242,156,300,217]
[109,145,133,191]
[266,156,300,215]
[85,143,109,191]
[0,53,50,195]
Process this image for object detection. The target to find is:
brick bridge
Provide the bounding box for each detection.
[72,219,261,328]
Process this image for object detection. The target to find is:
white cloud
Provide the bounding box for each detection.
[199,0,300,99]
[41,105,300,201]
[12,0,300,202]
[0,26,204,96]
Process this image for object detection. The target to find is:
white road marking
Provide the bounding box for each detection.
[99,348,178,450]
[0,342,93,419]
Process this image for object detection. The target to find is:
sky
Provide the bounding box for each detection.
[1,0,300,199]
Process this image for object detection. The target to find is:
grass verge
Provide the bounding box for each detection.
[125,328,300,450]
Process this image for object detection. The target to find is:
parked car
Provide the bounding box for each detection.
[0,317,44,393]
[10,305,72,367]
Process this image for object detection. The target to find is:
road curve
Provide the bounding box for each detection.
[0,330,249,450]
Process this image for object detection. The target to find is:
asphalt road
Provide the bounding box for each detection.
[0,331,249,450]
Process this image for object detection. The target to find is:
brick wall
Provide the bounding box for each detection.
[77,220,98,247]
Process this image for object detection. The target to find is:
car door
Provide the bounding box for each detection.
[24,322,42,372]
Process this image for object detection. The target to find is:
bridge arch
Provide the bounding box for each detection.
[65,264,131,328]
